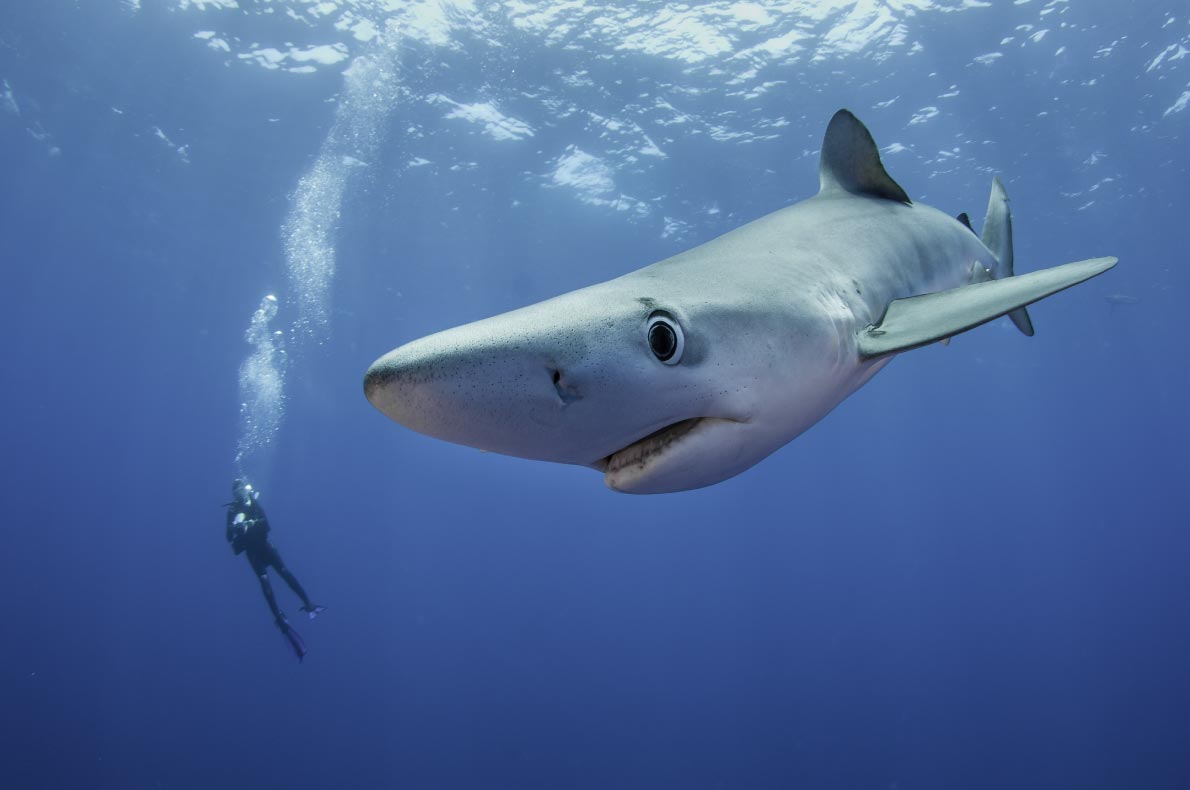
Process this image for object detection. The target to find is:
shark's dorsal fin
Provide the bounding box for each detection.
[819,110,911,205]
[857,257,1118,359]
[956,212,975,233]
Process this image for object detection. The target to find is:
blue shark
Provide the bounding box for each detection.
[365,110,1116,494]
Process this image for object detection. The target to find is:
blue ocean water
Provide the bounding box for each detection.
[1,1,1187,788]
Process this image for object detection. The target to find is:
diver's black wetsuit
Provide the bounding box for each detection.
[226,497,314,626]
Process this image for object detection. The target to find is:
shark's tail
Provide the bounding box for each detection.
[981,177,1034,336]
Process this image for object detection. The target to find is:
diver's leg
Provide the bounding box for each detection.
[270,546,315,609]
[249,550,287,625]
[275,563,314,609]
[257,572,286,626]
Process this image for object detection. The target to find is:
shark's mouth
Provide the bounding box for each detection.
[607,412,756,482]
[594,415,751,492]
[600,417,705,478]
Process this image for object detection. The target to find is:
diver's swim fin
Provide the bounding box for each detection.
[278,621,308,662]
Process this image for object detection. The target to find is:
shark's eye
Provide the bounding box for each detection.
[647,313,684,365]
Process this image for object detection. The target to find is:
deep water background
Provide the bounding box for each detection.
[2,2,1188,789]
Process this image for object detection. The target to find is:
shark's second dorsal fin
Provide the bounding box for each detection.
[818,109,911,205]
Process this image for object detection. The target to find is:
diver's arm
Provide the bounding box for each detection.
[226,509,248,554]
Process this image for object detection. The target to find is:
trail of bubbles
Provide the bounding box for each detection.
[235,293,286,473]
[234,25,401,474]
[282,23,402,341]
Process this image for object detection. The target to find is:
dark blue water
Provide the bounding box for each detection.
[2,2,1188,788]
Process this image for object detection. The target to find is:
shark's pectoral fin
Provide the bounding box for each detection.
[857,256,1118,359]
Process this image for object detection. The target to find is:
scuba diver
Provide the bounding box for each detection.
[225,479,324,661]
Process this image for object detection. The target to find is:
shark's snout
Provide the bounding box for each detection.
[366,336,568,455]
[362,296,649,474]
[364,344,447,431]
[362,357,397,405]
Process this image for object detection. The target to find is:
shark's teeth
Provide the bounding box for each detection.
[604,418,703,476]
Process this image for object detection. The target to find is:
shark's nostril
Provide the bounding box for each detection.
[550,368,581,404]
